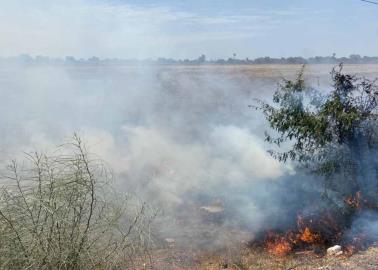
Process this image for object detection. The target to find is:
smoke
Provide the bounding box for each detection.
[344,211,378,247]
[0,63,376,250]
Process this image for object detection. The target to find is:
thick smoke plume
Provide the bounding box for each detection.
[0,64,376,250]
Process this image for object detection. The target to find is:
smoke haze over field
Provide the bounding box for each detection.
[0,65,293,243]
[1,5,378,270]
[3,64,376,249]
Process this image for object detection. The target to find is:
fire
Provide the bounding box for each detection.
[267,239,292,256]
[265,227,323,256]
[262,214,333,256]
[265,232,293,256]
[256,192,376,257]
[299,227,321,244]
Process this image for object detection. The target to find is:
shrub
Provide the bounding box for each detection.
[0,134,155,270]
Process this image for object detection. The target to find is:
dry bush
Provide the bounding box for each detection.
[0,134,155,270]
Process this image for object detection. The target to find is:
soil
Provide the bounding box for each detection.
[145,244,378,270]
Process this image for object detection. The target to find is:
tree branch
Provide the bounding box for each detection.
[361,0,378,5]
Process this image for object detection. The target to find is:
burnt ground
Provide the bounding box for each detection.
[145,244,378,270]
[146,199,378,270]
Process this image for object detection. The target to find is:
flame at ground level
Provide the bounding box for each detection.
[253,192,376,257]
[263,226,325,256]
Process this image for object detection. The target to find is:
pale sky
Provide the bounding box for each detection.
[0,0,377,59]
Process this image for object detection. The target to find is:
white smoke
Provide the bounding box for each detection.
[1,64,374,249]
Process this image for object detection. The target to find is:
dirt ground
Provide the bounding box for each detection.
[146,244,378,270]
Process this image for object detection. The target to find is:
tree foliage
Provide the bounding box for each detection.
[257,65,377,201]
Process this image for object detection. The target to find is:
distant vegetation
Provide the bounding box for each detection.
[1,54,378,66]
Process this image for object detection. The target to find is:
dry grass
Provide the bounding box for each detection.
[144,244,378,270]
[156,64,378,78]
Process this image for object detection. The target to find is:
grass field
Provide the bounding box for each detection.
[156,64,378,77]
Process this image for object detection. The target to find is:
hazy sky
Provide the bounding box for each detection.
[0,0,377,59]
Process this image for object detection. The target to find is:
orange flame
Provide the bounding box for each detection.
[264,231,295,256]
[266,237,292,256]
[299,227,321,244]
[260,192,371,257]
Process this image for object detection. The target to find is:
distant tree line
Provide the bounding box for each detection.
[1,54,378,66]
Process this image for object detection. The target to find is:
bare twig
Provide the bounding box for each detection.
[361,0,378,4]
[0,135,155,269]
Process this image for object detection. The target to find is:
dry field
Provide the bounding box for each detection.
[147,244,378,270]
[157,64,378,78]
[0,64,377,269]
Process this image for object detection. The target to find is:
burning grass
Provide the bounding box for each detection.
[251,191,378,258]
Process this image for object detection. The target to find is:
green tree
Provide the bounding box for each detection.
[256,65,377,205]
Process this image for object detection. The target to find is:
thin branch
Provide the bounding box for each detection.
[361,0,378,4]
